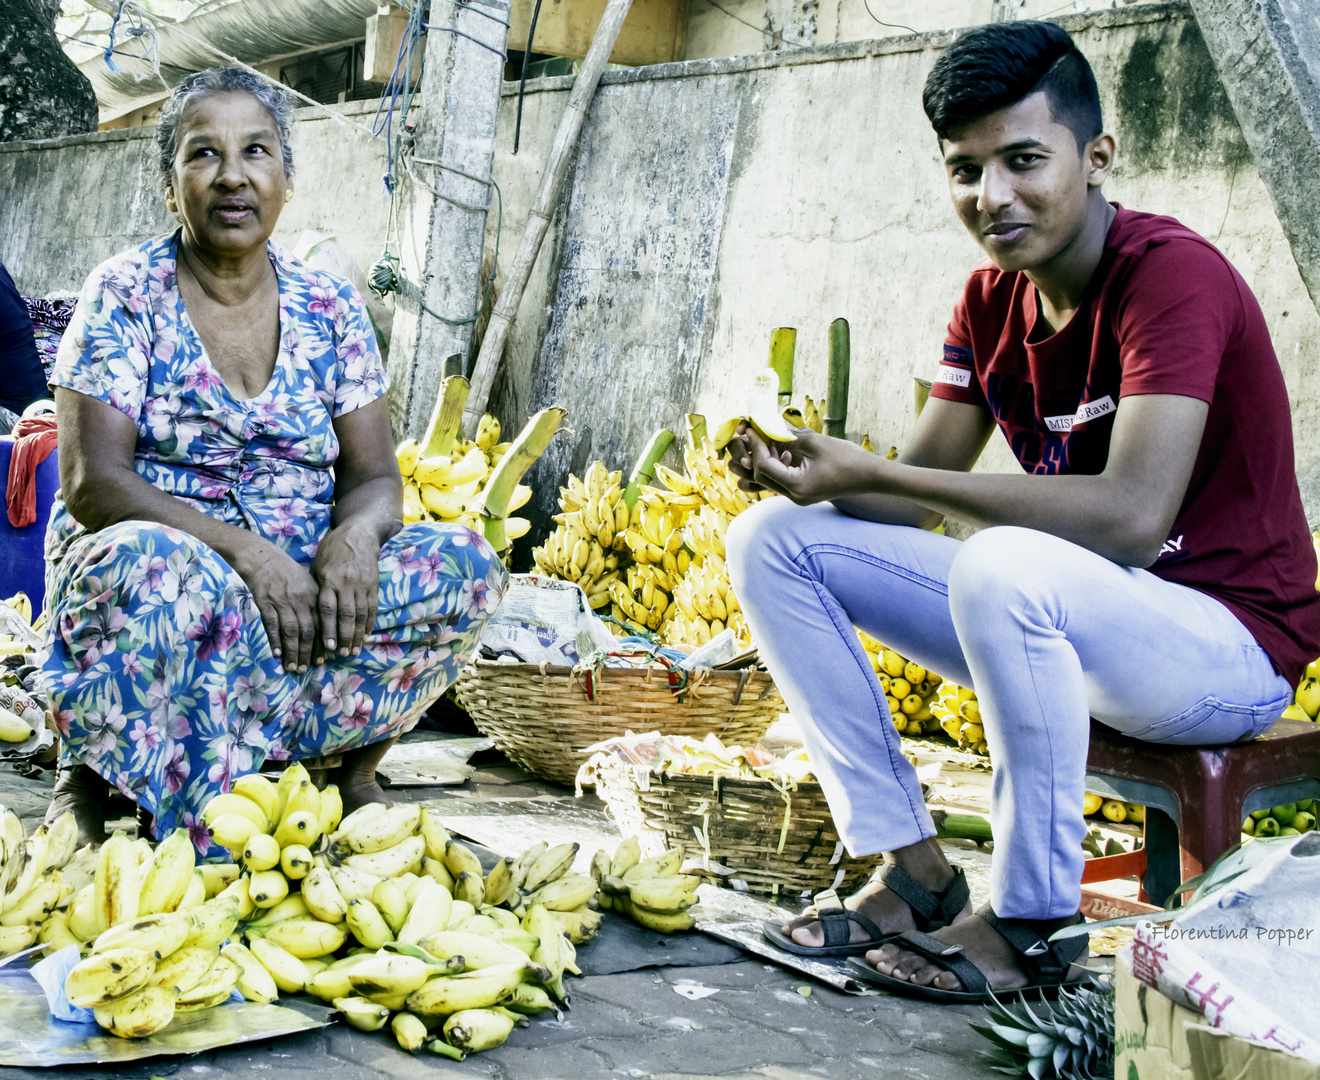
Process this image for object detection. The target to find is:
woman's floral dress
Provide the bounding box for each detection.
[43,232,507,853]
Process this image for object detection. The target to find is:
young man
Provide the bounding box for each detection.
[725,20,1320,1002]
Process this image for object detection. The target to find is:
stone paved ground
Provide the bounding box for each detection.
[0,748,1006,1080]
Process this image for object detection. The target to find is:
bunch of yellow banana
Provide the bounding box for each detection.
[202,764,342,913]
[395,415,528,536]
[683,438,761,519]
[0,592,37,658]
[0,808,88,959]
[1283,657,1320,722]
[47,823,254,1038]
[854,635,947,741]
[591,837,700,933]
[532,462,628,610]
[929,679,987,753]
[293,819,581,1057]
[664,558,746,647]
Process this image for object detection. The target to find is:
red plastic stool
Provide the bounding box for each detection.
[1080,716,1320,913]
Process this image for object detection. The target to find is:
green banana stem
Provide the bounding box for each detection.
[686,413,708,448]
[825,318,850,439]
[479,407,566,552]
[420,376,472,459]
[769,327,796,406]
[426,1039,466,1061]
[623,428,675,508]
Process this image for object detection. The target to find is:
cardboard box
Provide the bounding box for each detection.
[1116,955,1320,1080]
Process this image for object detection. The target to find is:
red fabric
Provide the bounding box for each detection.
[930,204,1320,686]
[6,414,57,528]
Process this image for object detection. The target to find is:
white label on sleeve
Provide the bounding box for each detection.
[935,366,972,388]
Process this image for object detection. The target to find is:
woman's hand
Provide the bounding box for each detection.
[311,520,382,661]
[229,536,322,673]
[726,424,881,505]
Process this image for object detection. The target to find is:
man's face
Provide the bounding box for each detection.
[942,91,1096,274]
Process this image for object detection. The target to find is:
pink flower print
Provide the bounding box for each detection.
[54,708,75,737]
[187,606,242,663]
[121,650,143,679]
[308,283,345,319]
[182,811,210,853]
[451,529,478,548]
[318,670,365,719]
[162,744,191,794]
[458,578,499,618]
[135,556,170,602]
[232,673,269,714]
[84,700,127,761]
[386,660,427,695]
[341,691,373,729]
[129,717,161,756]
[185,366,223,394]
[413,552,443,590]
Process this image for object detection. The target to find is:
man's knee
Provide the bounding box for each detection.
[725,497,801,593]
[948,526,1075,617]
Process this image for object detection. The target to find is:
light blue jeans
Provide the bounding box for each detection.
[726,499,1293,919]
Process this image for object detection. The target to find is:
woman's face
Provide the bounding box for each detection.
[167,91,289,260]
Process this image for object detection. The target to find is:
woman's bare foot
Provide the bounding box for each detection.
[335,736,399,815]
[783,837,972,948]
[45,764,109,846]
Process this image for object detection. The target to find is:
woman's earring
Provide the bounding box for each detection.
[165,197,177,213]
[285,189,294,203]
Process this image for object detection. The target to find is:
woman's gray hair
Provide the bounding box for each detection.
[156,67,295,185]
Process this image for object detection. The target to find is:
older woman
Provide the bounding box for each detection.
[43,68,506,851]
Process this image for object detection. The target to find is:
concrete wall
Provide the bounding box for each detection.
[2,2,1318,537]
[482,2,1320,534]
[0,99,393,297]
[682,0,1163,57]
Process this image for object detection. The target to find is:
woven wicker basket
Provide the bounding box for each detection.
[581,754,883,897]
[451,659,784,786]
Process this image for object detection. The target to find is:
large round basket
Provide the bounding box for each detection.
[451,659,784,786]
[580,754,883,897]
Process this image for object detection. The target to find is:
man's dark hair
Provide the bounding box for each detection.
[922,21,1102,150]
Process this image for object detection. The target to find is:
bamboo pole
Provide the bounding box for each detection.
[824,318,850,439]
[768,328,796,407]
[463,0,637,434]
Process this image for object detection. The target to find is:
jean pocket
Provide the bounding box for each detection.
[1137,693,1290,746]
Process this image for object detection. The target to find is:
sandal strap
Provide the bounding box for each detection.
[879,864,970,932]
[816,905,885,948]
[889,929,989,995]
[976,905,1089,982]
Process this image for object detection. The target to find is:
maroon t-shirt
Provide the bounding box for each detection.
[930,205,1320,685]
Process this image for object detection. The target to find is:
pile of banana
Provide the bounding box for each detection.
[202,778,604,1056]
[1081,793,1145,826]
[1242,800,1317,838]
[592,837,701,933]
[396,415,531,537]
[47,822,250,1038]
[531,462,627,612]
[853,635,947,740]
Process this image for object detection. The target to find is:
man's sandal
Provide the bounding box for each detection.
[845,905,1091,1003]
[761,864,971,957]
